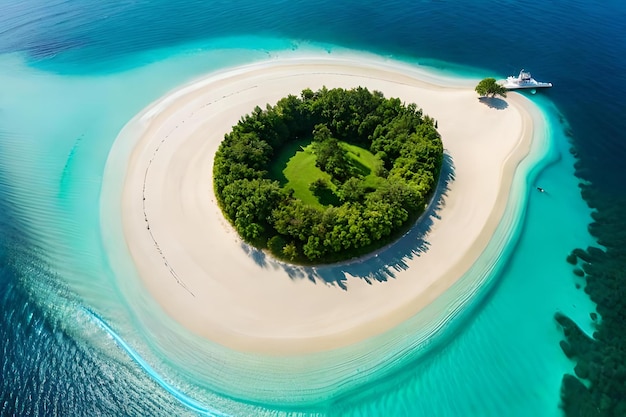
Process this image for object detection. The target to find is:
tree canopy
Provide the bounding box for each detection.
[213,86,444,263]
[475,77,507,98]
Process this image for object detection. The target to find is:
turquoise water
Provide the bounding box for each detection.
[1,1,624,415]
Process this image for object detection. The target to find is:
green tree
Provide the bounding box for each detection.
[314,137,352,181]
[475,77,507,98]
[309,177,329,193]
[282,241,299,260]
[214,86,444,263]
[221,178,284,240]
[267,235,287,256]
[312,123,332,142]
[338,177,364,203]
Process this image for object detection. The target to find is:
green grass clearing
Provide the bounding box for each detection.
[340,142,382,188]
[269,140,382,210]
[268,139,309,185]
[283,143,334,209]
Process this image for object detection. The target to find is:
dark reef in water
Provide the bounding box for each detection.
[557,183,626,416]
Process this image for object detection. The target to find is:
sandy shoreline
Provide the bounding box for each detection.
[108,56,536,354]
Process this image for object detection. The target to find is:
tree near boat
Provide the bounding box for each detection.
[475,77,507,98]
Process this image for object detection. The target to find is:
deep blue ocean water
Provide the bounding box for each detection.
[1,1,625,416]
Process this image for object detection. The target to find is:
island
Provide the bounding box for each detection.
[102,56,541,354]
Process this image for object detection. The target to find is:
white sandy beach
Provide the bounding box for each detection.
[108,56,536,354]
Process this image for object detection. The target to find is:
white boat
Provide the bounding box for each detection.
[501,69,552,90]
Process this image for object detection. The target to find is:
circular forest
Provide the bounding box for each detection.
[213,87,443,263]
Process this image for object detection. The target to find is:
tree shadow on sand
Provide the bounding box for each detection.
[478,96,508,110]
[239,153,456,290]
